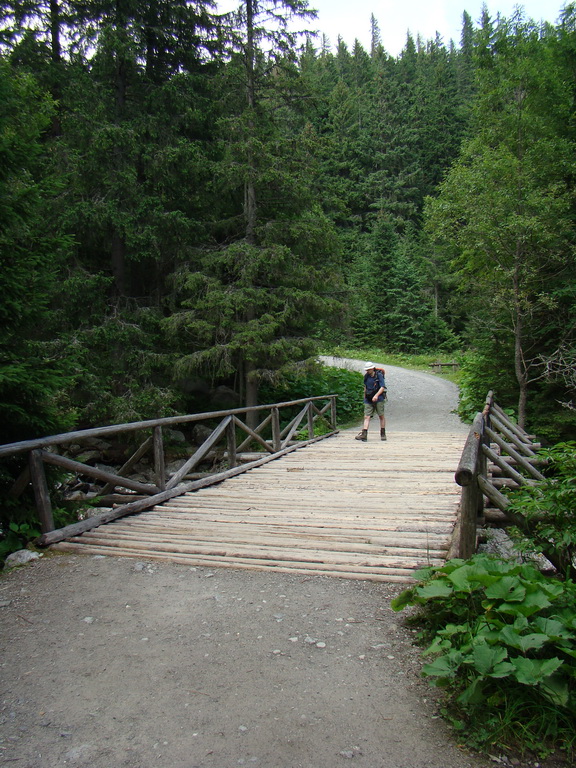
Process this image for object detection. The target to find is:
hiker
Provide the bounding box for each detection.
[355,362,387,441]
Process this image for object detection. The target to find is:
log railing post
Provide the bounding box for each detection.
[271,407,281,452]
[307,401,315,439]
[454,411,485,557]
[330,396,337,430]
[153,427,165,491]
[29,450,54,533]
[227,419,237,469]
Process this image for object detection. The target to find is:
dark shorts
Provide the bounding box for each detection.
[364,401,385,418]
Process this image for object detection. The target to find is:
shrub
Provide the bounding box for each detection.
[259,364,363,426]
[507,442,576,581]
[392,554,576,758]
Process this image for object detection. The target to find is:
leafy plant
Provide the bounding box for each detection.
[392,555,576,757]
[507,442,576,580]
[259,363,364,427]
[0,521,41,562]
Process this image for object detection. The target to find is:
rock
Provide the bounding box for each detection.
[79,437,113,451]
[164,429,187,445]
[75,450,101,464]
[166,459,187,476]
[81,507,112,519]
[4,550,42,568]
[95,463,118,475]
[65,490,88,502]
[191,424,213,445]
[210,385,240,409]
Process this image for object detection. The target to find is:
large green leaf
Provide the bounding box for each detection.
[484,576,526,602]
[469,642,508,675]
[499,626,549,652]
[510,656,564,685]
[417,579,454,599]
[498,589,552,617]
[390,588,415,612]
[422,651,462,678]
[539,675,570,707]
[532,616,575,641]
[458,678,486,705]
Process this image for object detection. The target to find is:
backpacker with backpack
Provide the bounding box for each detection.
[364,370,387,401]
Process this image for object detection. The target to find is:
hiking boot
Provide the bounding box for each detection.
[355,429,368,442]
[380,429,387,441]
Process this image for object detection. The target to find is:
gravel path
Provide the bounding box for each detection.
[319,356,468,434]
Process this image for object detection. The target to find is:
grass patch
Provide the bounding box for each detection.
[320,345,464,385]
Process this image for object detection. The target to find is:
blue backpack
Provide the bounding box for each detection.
[364,370,387,400]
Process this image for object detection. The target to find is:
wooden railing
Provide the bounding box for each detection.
[0,395,338,546]
[450,391,545,558]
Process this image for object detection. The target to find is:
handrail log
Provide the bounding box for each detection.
[165,416,233,491]
[489,414,537,458]
[99,436,153,496]
[454,412,484,487]
[484,427,546,481]
[0,395,337,458]
[39,451,162,495]
[481,444,536,487]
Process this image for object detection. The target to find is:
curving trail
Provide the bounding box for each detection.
[320,355,467,434]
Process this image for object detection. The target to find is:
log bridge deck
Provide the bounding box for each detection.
[53,429,464,583]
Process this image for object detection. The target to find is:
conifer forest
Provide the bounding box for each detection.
[2,0,576,448]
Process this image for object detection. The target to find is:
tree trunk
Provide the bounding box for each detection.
[245,361,259,430]
[513,254,527,429]
[111,230,126,296]
[242,0,258,422]
[49,0,61,62]
[244,0,257,246]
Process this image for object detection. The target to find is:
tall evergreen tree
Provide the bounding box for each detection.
[0,60,73,441]
[165,0,344,417]
[426,14,575,428]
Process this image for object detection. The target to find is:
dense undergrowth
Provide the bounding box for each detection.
[392,438,576,762]
[392,556,576,761]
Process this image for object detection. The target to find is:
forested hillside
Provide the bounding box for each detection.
[1,0,575,445]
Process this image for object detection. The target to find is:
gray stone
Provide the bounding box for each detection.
[166,459,187,475]
[191,424,213,445]
[164,429,187,445]
[4,550,41,568]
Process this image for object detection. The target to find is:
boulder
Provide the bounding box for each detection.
[4,550,42,568]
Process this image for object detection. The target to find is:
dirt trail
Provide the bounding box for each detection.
[0,364,552,768]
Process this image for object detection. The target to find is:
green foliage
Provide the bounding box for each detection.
[507,442,576,580]
[0,521,41,562]
[259,363,363,427]
[0,60,75,442]
[392,554,576,757]
[456,350,518,423]
[425,14,576,428]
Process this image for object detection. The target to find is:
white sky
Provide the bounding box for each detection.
[304,1,566,56]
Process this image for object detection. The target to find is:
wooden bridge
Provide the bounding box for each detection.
[1,382,490,583]
[49,430,464,582]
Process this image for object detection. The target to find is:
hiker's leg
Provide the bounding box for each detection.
[376,402,386,440]
[363,402,376,430]
[376,401,386,429]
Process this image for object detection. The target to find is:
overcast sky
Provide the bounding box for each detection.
[303,1,566,56]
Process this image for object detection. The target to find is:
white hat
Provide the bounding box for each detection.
[364,362,375,370]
